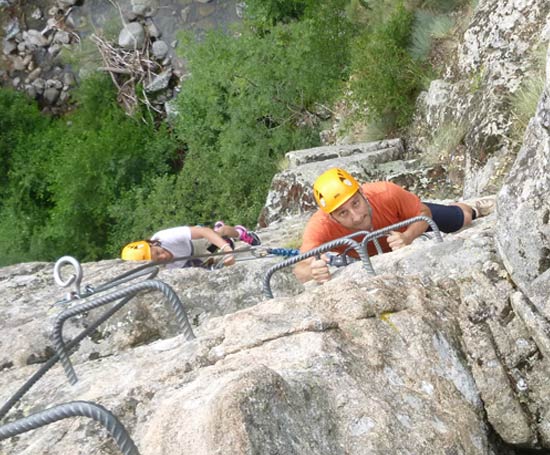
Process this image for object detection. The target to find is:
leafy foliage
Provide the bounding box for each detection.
[243,0,314,27]
[0,89,58,264]
[350,3,425,127]
[408,10,454,61]
[0,75,178,265]
[0,89,51,191]
[172,1,353,226]
[0,2,352,265]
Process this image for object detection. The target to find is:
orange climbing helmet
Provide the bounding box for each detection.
[313,168,360,214]
[121,240,151,261]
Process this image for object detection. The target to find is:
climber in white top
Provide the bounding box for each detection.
[120,223,260,269]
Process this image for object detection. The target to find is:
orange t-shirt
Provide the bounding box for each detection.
[300,181,422,257]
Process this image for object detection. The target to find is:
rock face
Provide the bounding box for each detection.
[409,0,550,198]
[0,254,302,375]
[0,264,501,454]
[2,3,550,455]
[495,42,550,299]
[2,131,550,453]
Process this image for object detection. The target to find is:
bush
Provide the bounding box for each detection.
[0,89,57,265]
[243,0,314,27]
[0,75,180,265]
[0,88,51,191]
[173,2,352,227]
[350,3,425,127]
[509,45,547,140]
[408,10,454,61]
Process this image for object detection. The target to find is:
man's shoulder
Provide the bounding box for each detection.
[362,181,400,198]
[306,209,330,226]
[362,181,392,190]
[304,210,342,235]
[153,225,191,240]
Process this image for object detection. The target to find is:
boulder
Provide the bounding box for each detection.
[118,22,145,49]
[131,0,158,17]
[152,39,169,59]
[144,68,172,92]
[495,41,550,301]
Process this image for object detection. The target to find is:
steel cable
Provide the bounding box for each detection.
[54,255,160,302]
[78,266,160,299]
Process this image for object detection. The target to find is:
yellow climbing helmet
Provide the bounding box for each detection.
[121,240,151,261]
[313,168,360,213]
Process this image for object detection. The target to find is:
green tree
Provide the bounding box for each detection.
[350,3,425,127]
[0,75,179,265]
[0,89,56,265]
[41,75,178,261]
[0,88,50,192]
[173,0,353,226]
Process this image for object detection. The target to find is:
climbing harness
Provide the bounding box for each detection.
[326,252,358,267]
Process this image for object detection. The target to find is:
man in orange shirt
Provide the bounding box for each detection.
[294,168,495,283]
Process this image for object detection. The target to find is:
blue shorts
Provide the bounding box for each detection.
[423,202,464,233]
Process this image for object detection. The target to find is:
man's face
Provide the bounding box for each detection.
[150,245,173,262]
[330,191,372,231]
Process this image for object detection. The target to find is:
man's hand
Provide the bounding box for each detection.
[310,255,331,283]
[222,254,235,266]
[386,230,411,251]
[220,243,235,266]
[294,254,331,283]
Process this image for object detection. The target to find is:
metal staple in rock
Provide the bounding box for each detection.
[0,400,140,455]
[53,279,196,384]
[336,216,443,264]
[262,216,444,299]
[262,237,368,299]
[53,256,83,299]
[339,216,442,256]
[0,295,134,421]
[361,216,443,248]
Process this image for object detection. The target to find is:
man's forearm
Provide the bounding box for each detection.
[403,203,432,243]
[402,220,429,244]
